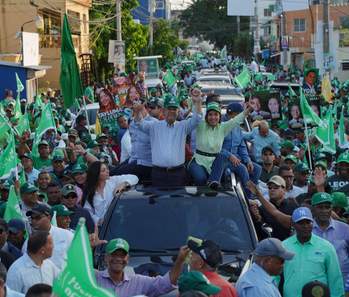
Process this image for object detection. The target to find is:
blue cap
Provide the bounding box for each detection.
[292,207,313,223]
[254,238,295,260]
[8,219,25,233]
[227,103,243,113]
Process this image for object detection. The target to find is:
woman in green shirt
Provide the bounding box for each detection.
[188,101,251,188]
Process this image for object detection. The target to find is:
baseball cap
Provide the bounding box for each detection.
[292,207,314,223]
[51,204,73,216]
[68,129,79,137]
[281,140,295,150]
[71,164,86,175]
[188,239,222,268]
[331,192,348,209]
[294,163,309,173]
[178,271,221,295]
[26,204,51,217]
[106,238,130,254]
[96,134,108,141]
[337,151,349,164]
[254,238,295,260]
[38,140,49,146]
[8,219,25,233]
[267,175,286,188]
[311,192,333,206]
[19,153,33,160]
[315,160,327,170]
[164,94,179,109]
[227,103,243,113]
[20,183,38,194]
[62,184,77,197]
[302,281,330,297]
[206,102,221,114]
[284,154,298,164]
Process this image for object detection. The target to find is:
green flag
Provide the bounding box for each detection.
[16,113,31,136]
[339,107,346,147]
[33,95,44,112]
[315,110,336,154]
[163,70,176,88]
[220,45,227,61]
[234,68,251,89]
[36,103,56,138]
[288,84,297,97]
[0,133,18,179]
[299,88,322,126]
[15,73,24,93]
[4,185,22,222]
[19,169,26,186]
[0,112,11,138]
[53,219,115,297]
[60,14,83,109]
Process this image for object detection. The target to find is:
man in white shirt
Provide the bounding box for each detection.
[23,204,73,270]
[20,154,39,185]
[279,165,306,199]
[7,231,59,294]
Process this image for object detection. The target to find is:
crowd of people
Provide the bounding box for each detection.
[0,52,348,297]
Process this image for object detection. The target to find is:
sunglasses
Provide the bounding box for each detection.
[268,185,282,190]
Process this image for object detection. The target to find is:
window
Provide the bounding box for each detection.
[263,26,271,36]
[342,62,349,71]
[264,8,272,17]
[38,9,61,48]
[339,29,349,47]
[294,18,306,32]
[156,0,164,10]
[67,10,81,35]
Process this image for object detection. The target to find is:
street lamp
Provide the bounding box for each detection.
[20,15,44,65]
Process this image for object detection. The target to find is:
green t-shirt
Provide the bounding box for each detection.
[33,156,52,170]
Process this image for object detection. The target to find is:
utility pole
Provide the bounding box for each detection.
[237,16,240,34]
[149,0,155,51]
[115,0,123,72]
[253,0,260,57]
[323,0,330,74]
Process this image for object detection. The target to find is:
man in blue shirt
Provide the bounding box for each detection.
[133,90,203,187]
[221,103,261,198]
[236,237,294,297]
[243,120,281,163]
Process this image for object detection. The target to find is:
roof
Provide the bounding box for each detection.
[0,61,51,71]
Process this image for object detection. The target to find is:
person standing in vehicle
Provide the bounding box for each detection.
[82,161,138,225]
[188,239,238,297]
[133,89,203,187]
[96,238,189,297]
[236,238,294,297]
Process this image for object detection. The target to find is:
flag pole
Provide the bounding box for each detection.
[81,96,91,134]
[304,120,313,171]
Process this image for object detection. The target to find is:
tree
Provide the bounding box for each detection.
[231,32,253,58]
[89,0,148,79]
[144,19,187,63]
[180,0,250,50]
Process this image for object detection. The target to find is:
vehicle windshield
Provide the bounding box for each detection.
[198,77,230,83]
[202,88,241,96]
[102,194,254,253]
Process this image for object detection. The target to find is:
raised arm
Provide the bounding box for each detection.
[246,181,292,229]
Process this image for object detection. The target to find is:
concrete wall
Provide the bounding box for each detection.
[0,0,91,89]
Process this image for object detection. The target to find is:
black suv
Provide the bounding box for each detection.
[95,186,258,286]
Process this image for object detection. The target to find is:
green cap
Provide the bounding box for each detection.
[277,120,289,130]
[206,102,221,114]
[105,238,130,254]
[281,140,295,150]
[294,162,309,172]
[20,183,38,194]
[96,134,108,141]
[164,94,179,109]
[284,154,298,164]
[331,192,348,209]
[178,271,221,295]
[87,140,99,149]
[337,151,349,164]
[51,204,73,216]
[38,140,49,146]
[38,191,48,202]
[62,184,77,196]
[71,164,86,175]
[315,160,327,170]
[311,192,333,206]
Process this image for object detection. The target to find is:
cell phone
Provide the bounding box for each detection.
[187,236,203,246]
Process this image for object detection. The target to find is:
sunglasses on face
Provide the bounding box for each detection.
[268,185,282,190]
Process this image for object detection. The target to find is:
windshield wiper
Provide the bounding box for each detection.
[220,249,243,254]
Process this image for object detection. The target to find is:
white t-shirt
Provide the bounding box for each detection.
[121,130,132,163]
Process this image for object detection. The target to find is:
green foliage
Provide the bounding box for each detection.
[180,0,250,49]
[230,32,253,58]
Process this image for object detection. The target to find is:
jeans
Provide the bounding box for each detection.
[110,161,152,183]
[226,161,262,198]
[188,153,228,185]
[152,166,187,187]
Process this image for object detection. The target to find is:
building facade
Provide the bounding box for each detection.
[0,0,91,89]
[132,0,171,25]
